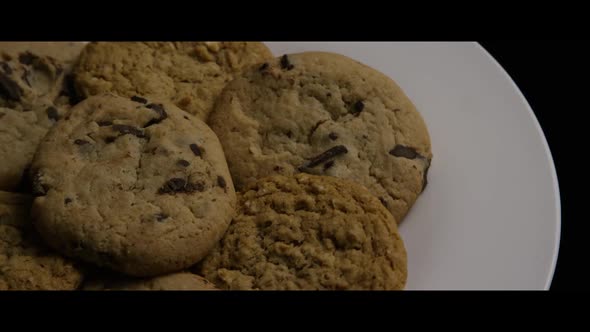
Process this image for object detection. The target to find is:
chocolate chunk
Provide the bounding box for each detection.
[158,178,186,194]
[1,62,11,74]
[183,116,190,120]
[328,132,338,141]
[280,54,294,70]
[352,101,364,115]
[259,63,269,71]
[112,124,145,138]
[158,178,205,195]
[131,95,148,104]
[74,139,89,145]
[323,160,335,170]
[18,52,38,65]
[273,165,283,172]
[177,159,190,167]
[46,106,59,121]
[379,197,388,207]
[190,144,203,157]
[286,130,293,138]
[326,93,332,97]
[31,171,49,197]
[21,69,31,87]
[146,103,165,114]
[97,120,112,127]
[0,72,23,101]
[143,103,168,127]
[389,145,418,159]
[65,198,72,204]
[299,145,348,170]
[0,112,4,119]
[217,176,227,192]
[105,136,117,144]
[155,213,168,222]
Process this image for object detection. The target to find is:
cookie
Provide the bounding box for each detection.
[0,101,68,190]
[0,42,85,67]
[30,93,237,277]
[197,174,407,290]
[83,272,217,290]
[0,50,71,191]
[73,42,273,121]
[208,52,432,223]
[0,191,84,290]
[0,50,66,110]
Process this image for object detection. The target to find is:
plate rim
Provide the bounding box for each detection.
[475,42,561,290]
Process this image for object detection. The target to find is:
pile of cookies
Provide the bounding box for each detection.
[0,42,431,290]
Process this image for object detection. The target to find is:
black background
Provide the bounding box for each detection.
[479,41,585,290]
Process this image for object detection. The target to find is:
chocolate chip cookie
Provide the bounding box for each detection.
[0,50,73,190]
[197,174,407,290]
[83,272,217,290]
[0,42,85,66]
[30,94,236,277]
[73,42,273,121]
[208,52,432,222]
[0,191,84,290]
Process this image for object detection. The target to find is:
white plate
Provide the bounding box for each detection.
[265,42,560,290]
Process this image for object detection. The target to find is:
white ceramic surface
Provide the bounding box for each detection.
[265,42,560,290]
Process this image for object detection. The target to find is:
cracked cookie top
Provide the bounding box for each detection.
[30,93,236,277]
[73,42,273,121]
[197,173,407,290]
[208,52,432,223]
